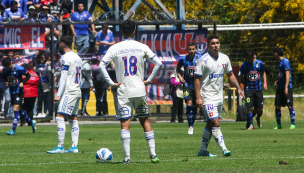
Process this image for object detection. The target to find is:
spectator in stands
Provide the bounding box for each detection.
[36,51,51,118]
[49,0,61,19]
[95,24,115,55]
[20,62,39,125]
[170,71,184,123]
[92,58,109,116]
[25,0,39,10]
[70,2,97,54]
[2,0,27,13]
[0,52,5,117]
[25,5,38,23]
[80,59,93,117]
[3,53,13,117]
[59,0,73,13]
[0,4,5,22]
[3,0,25,22]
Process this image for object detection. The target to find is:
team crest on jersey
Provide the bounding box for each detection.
[222,64,226,69]
[277,69,282,79]
[183,91,189,99]
[186,66,196,77]
[84,14,87,17]
[247,71,260,81]
[7,76,18,86]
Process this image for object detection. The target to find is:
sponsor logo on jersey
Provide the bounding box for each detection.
[247,71,260,81]
[183,90,189,98]
[277,69,282,79]
[7,76,18,86]
[209,73,224,79]
[186,66,196,77]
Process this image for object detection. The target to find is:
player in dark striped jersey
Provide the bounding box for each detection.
[239,50,267,130]
[273,48,295,130]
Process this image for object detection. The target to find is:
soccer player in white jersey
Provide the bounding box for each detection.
[194,35,244,157]
[98,20,162,164]
[47,36,83,154]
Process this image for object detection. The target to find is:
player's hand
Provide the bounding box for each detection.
[143,80,151,86]
[19,82,23,88]
[179,76,185,84]
[274,80,278,86]
[54,96,60,102]
[99,42,105,46]
[92,30,98,35]
[284,87,288,96]
[90,87,93,91]
[5,82,8,86]
[264,84,268,91]
[196,98,203,108]
[238,90,245,99]
[112,82,122,89]
[108,86,111,91]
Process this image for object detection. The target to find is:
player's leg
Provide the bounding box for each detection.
[117,97,132,164]
[274,90,283,129]
[7,101,20,135]
[177,97,184,123]
[65,97,81,153]
[255,90,264,128]
[135,96,159,163]
[81,88,90,116]
[20,110,36,133]
[184,87,195,134]
[245,91,254,130]
[170,92,178,123]
[287,88,295,129]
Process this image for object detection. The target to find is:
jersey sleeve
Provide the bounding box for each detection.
[225,57,233,74]
[19,66,28,75]
[4,10,8,19]
[284,59,291,71]
[194,61,204,76]
[109,33,115,42]
[260,61,265,72]
[177,57,184,68]
[60,56,70,70]
[70,13,75,21]
[96,32,101,42]
[87,12,92,20]
[143,45,157,61]
[101,47,115,65]
[239,63,244,76]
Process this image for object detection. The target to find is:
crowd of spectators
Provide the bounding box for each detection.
[0,0,120,120]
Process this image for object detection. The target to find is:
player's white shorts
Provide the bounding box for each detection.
[203,104,222,122]
[117,96,149,119]
[57,95,81,116]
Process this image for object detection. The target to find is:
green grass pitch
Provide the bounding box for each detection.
[1,121,304,172]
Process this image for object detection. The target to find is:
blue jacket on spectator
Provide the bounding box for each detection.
[96,30,115,54]
[2,0,28,13]
[70,11,92,36]
[4,8,25,21]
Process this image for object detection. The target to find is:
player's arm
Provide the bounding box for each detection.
[145,50,163,86]
[227,72,244,99]
[284,70,290,95]
[263,71,267,91]
[84,64,94,89]
[194,75,203,108]
[56,65,69,101]
[21,72,31,84]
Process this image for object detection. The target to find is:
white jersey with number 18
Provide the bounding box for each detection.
[194,52,233,106]
[100,39,157,99]
[60,51,83,97]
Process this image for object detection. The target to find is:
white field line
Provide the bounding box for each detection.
[1,156,304,167]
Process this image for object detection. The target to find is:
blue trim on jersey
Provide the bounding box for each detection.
[239,59,264,91]
[150,55,156,59]
[123,39,133,41]
[57,112,77,117]
[135,113,149,117]
[101,60,108,65]
[277,58,292,89]
[62,65,69,71]
[194,73,202,76]
[229,70,233,73]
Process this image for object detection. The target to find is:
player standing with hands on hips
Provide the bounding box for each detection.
[194,35,244,157]
[98,20,162,164]
[47,36,83,154]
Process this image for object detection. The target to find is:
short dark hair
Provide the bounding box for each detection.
[77,2,84,6]
[102,23,108,28]
[246,49,256,57]
[60,36,72,48]
[187,43,196,48]
[11,0,18,6]
[207,35,219,43]
[121,20,135,37]
[2,57,11,66]
[273,47,283,56]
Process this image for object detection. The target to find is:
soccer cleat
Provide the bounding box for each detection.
[274,125,282,129]
[188,126,194,135]
[223,150,231,157]
[120,159,131,165]
[256,117,262,128]
[247,124,254,130]
[47,147,65,154]
[6,129,15,135]
[64,147,79,153]
[150,155,160,163]
[289,125,296,129]
[198,150,217,157]
[31,120,36,133]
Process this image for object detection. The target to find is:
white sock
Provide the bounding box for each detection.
[121,129,131,161]
[144,130,156,157]
[212,127,227,152]
[56,117,66,147]
[200,127,211,152]
[69,120,79,147]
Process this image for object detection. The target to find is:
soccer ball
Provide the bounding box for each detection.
[96,148,113,162]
